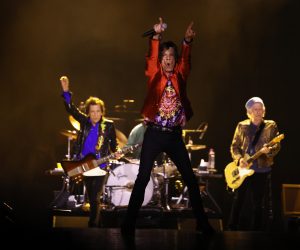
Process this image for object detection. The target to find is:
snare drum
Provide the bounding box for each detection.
[105,163,154,206]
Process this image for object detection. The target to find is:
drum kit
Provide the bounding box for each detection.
[57,117,207,210]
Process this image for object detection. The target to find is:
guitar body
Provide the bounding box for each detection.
[224,162,254,190]
[61,154,104,182]
[60,144,141,183]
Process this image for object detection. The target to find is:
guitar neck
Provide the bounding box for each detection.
[95,144,140,166]
[246,134,282,164]
[96,153,117,165]
[247,151,263,164]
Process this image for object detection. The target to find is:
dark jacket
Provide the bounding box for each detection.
[63,98,118,159]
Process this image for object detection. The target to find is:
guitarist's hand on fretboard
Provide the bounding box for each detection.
[239,157,248,168]
[115,150,124,160]
[260,144,271,154]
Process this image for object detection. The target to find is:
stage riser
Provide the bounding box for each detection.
[52,215,223,231]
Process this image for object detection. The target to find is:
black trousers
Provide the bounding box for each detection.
[84,175,107,226]
[228,172,269,230]
[123,126,209,227]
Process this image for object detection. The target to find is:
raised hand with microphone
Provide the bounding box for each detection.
[142,17,167,39]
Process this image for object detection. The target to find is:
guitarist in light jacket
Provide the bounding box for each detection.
[227,97,281,231]
[60,76,120,227]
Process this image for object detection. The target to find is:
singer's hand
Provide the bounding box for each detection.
[153,17,166,38]
[184,21,196,43]
[60,76,69,92]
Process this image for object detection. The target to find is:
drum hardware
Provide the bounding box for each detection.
[60,129,77,160]
[185,144,206,151]
[104,183,134,209]
[171,186,189,208]
[182,122,208,140]
[150,175,162,207]
[160,153,175,211]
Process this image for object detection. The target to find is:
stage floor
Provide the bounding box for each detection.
[51,206,224,231]
[2,205,299,249]
[1,227,299,250]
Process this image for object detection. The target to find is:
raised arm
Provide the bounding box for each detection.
[152,17,166,40]
[59,75,87,123]
[184,21,196,43]
[60,76,70,92]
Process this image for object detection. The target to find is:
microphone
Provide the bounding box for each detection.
[199,123,208,140]
[142,23,167,37]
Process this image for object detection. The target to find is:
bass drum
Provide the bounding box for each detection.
[105,163,153,207]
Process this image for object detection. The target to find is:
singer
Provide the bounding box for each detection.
[121,17,215,239]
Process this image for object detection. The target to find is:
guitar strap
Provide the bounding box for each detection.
[251,121,265,149]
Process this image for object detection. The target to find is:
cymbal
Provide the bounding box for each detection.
[106,117,125,121]
[115,129,127,147]
[186,144,206,151]
[69,115,80,131]
[182,129,204,133]
[60,129,77,140]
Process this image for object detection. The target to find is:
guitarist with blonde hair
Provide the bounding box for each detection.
[226,97,282,231]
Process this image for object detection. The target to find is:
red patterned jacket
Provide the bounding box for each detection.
[141,39,193,122]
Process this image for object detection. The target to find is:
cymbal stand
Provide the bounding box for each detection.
[171,142,192,208]
[174,186,189,207]
[65,136,72,160]
[162,153,171,211]
[104,185,114,209]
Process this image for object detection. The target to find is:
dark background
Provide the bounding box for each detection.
[0,0,298,228]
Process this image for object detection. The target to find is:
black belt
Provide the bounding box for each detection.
[147,123,181,133]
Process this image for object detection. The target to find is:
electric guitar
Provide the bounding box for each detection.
[61,144,140,183]
[224,134,284,190]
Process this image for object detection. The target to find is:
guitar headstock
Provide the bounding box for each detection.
[132,143,141,150]
[272,134,284,144]
[121,144,141,154]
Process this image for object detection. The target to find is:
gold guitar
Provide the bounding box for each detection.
[224,134,284,190]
